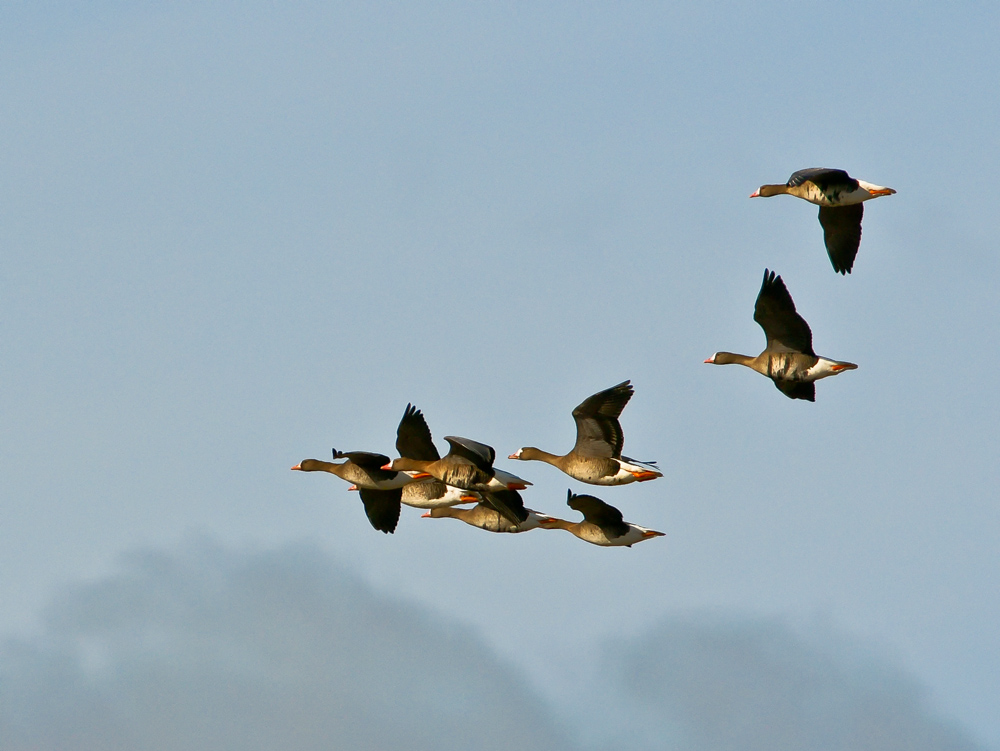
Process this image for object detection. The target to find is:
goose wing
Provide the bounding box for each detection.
[570,380,633,459]
[818,204,864,275]
[567,490,630,539]
[774,380,816,402]
[396,404,440,461]
[334,450,398,483]
[787,168,857,192]
[481,488,528,524]
[753,269,814,355]
[334,450,391,469]
[444,436,496,470]
[357,488,402,533]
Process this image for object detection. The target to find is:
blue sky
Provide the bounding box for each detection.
[2,2,998,747]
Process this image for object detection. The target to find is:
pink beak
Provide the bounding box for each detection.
[749,189,760,198]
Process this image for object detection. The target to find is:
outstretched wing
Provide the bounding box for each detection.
[444,436,496,470]
[481,488,528,524]
[753,269,814,355]
[571,380,634,459]
[567,490,630,539]
[818,204,863,275]
[773,379,816,402]
[357,488,402,533]
[787,168,857,193]
[333,450,398,483]
[334,450,391,469]
[396,404,440,461]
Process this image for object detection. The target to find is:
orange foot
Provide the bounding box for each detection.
[631,471,660,482]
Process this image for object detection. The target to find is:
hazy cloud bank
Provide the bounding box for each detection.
[1,541,987,751]
[587,615,985,751]
[0,540,572,751]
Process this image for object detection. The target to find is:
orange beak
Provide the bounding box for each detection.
[459,494,479,503]
[381,462,392,470]
[643,530,665,538]
[868,188,896,196]
[348,485,358,491]
[421,511,432,518]
[749,189,761,198]
[290,464,302,471]
[412,472,432,479]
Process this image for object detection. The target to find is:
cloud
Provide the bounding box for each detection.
[0,540,573,751]
[1,543,988,751]
[584,614,986,751]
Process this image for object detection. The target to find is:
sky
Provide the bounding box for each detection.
[2,1,998,748]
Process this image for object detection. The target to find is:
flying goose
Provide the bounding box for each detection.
[291,450,411,533]
[751,168,895,274]
[386,434,529,525]
[391,403,482,508]
[704,269,857,401]
[422,503,553,533]
[538,490,664,547]
[395,404,530,491]
[508,380,662,485]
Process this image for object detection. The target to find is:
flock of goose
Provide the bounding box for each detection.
[706,167,894,401]
[293,381,666,545]
[294,167,895,542]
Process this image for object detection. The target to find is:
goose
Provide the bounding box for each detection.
[704,269,857,401]
[386,435,529,524]
[508,380,662,485]
[538,490,664,547]
[403,481,480,509]
[421,504,553,533]
[751,168,895,274]
[291,450,412,533]
[390,403,482,508]
[395,404,530,491]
